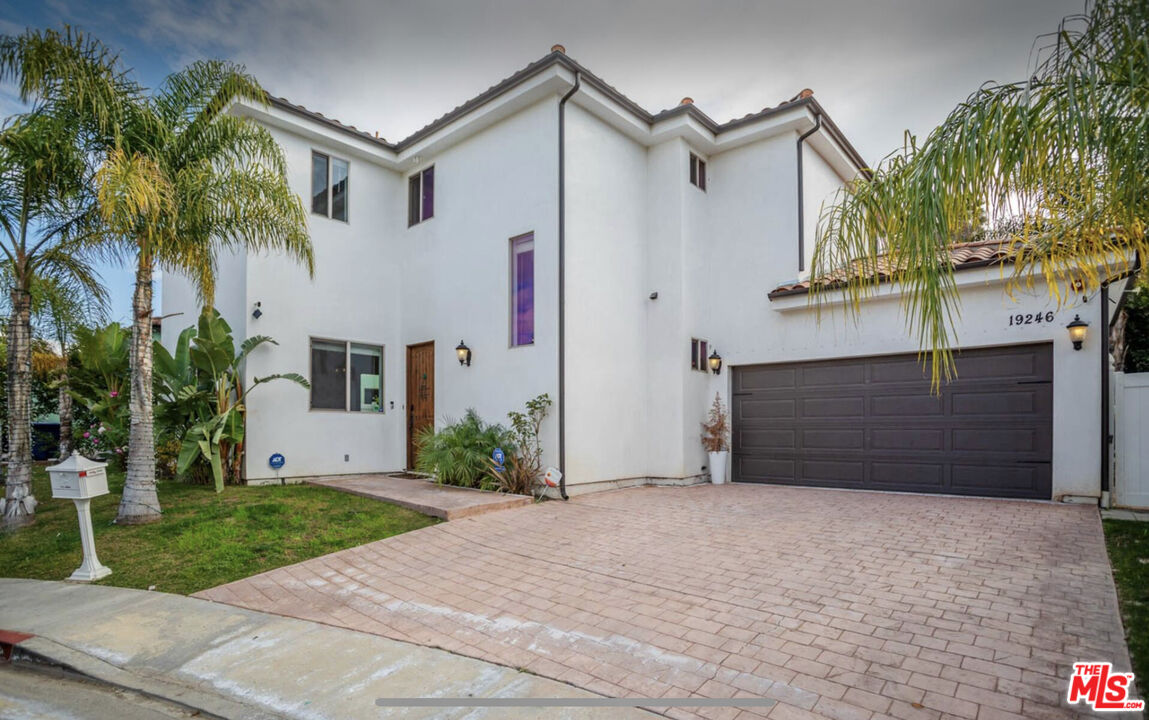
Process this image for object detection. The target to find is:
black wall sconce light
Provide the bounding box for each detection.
[455,340,472,366]
[1066,315,1089,350]
[708,349,723,375]
[251,301,262,319]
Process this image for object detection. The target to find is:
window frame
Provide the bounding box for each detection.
[509,232,535,348]
[311,150,349,222]
[308,337,385,413]
[690,338,710,373]
[689,152,707,192]
[407,165,435,226]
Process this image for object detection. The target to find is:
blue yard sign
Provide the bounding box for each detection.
[269,453,286,470]
[492,447,505,472]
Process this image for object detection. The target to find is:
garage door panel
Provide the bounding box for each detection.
[951,463,1048,495]
[872,428,945,451]
[736,456,795,482]
[738,429,796,451]
[870,462,945,488]
[803,429,865,449]
[802,396,865,418]
[802,459,864,483]
[954,352,1044,380]
[732,344,1053,499]
[952,426,1050,453]
[952,390,1039,416]
[871,394,944,417]
[737,398,796,420]
[801,363,865,387]
[869,357,936,384]
[736,367,796,392]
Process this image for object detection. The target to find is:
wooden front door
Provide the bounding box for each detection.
[406,342,435,469]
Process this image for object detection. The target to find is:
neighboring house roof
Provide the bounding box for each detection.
[768,238,1014,299]
[266,48,869,171]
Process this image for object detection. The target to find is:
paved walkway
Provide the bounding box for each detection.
[302,473,532,520]
[0,579,653,719]
[198,485,1137,720]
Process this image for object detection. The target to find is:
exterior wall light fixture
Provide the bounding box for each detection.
[708,349,723,375]
[252,302,262,319]
[1066,315,1089,350]
[456,340,472,366]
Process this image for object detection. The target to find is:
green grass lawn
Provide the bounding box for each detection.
[1,464,438,595]
[1104,518,1149,698]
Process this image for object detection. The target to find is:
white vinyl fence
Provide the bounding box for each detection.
[1114,371,1149,509]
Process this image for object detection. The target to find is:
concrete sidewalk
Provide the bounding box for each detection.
[0,579,654,719]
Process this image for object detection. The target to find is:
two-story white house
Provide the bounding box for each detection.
[163,47,1128,503]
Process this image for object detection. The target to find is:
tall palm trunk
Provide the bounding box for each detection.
[116,256,160,523]
[57,373,72,458]
[2,286,36,526]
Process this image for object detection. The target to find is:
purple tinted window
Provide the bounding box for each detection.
[421,166,434,220]
[512,235,534,346]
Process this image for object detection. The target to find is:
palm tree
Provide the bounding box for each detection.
[32,275,108,458]
[812,0,1149,386]
[97,61,313,524]
[0,28,122,526]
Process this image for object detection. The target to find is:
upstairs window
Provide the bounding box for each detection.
[510,233,535,347]
[689,153,707,191]
[311,151,349,222]
[690,338,710,372]
[408,166,435,226]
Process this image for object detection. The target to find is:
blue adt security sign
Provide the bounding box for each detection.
[269,453,286,470]
[492,447,505,472]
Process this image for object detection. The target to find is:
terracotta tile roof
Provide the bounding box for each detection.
[768,238,1014,299]
[264,49,868,171]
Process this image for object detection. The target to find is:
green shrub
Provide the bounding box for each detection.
[415,409,514,488]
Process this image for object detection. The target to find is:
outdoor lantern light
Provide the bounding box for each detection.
[251,301,262,319]
[708,349,722,375]
[1066,315,1089,350]
[456,340,472,366]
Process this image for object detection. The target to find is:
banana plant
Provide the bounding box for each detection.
[154,309,308,492]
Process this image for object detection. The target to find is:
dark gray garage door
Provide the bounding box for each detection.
[732,344,1053,499]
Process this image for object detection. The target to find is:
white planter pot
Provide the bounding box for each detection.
[708,451,728,485]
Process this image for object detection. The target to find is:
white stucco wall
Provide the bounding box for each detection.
[564,103,649,486]
[240,124,402,481]
[399,97,560,468]
[801,143,847,275]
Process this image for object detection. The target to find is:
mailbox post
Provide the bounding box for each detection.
[47,451,112,582]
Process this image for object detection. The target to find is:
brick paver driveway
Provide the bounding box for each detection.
[197,485,1134,719]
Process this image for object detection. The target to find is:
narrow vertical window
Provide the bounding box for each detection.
[511,233,535,346]
[408,174,421,226]
[408,166,435,226]
[331,157,348,221]
[690,338,710,372]
[421,166,434,220]
[689,152,707,191]
[349,344,383,412]
[312,152,329,215]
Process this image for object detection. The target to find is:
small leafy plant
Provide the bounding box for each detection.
[700,392,730,453]
[415,409,514,489]
[489,393,551,495]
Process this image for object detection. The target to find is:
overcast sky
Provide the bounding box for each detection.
[2,0,1088,320]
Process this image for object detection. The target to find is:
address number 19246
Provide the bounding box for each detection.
[1009,311,1056,326]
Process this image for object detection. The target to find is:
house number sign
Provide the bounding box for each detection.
[1008,311,1056,327]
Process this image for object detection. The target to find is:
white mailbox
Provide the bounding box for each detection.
[48,452,109,500]
[46,451,112,582]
